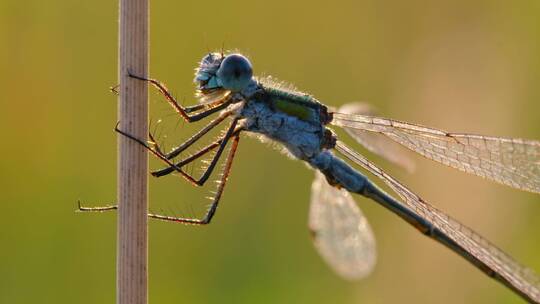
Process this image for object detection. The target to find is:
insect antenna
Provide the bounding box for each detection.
[220,41,225,57]
[202,33,211,55]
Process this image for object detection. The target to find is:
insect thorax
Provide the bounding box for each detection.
[239,84,335,160]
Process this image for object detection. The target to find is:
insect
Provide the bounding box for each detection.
[82,52,540,302]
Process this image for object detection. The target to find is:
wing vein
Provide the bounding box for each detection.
[335,141,540,302]
[332,113,540,193]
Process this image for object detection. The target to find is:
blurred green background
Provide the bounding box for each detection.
[1,0,539,303]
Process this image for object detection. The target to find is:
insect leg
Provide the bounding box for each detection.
[78,134,241,225]
[147,134,240,225]
[116,118,239,187]
[115,123,197,185]
[128,73,234,122]
[151,127,242,177]
[77,200,117,213]
[162,109,233,160]
[76,133,237,215]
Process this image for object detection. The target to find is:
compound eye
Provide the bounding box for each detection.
[216,54,253,92]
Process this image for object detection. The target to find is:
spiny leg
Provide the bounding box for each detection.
[152,127,243,178]
[148,134,241,225]
[109,82,209,111]
[170,117,239,186]
[163,109,233,160]
[128,73,235,122]
[114,123,198,186]
[150,136,219,176]
[116,118,239,186]
[78,134,242,225]
[168,118,240,186]
[77,200,117,213]
[77,139,230,213]
[77,131,232,215]
[110,84,119,95]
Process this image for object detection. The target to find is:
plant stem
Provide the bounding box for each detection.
[117,0,149,303]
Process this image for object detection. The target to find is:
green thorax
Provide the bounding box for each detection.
[259,82,326,124]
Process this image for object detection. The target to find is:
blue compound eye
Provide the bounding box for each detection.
[216,54,253,92]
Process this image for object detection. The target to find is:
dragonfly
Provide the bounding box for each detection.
[81,52,540,303]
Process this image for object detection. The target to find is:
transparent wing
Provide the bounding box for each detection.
[332,113,540,193]
[336,142,540,301]
[338,103,415,172]
[309,171,376,280]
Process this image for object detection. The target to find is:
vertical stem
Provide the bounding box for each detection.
[117,0,148,303]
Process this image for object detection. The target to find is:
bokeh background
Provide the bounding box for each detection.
[1,0,539,303]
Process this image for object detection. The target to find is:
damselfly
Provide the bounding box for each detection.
[82,52,540,303]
